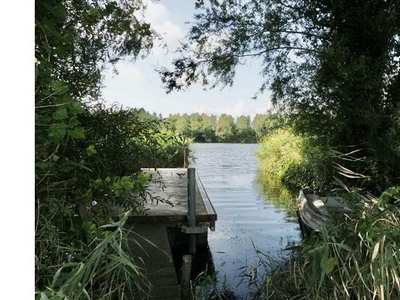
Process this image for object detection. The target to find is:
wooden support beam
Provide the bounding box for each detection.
[180,255,192,300]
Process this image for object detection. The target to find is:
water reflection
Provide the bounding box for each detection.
[190,143,301,298]
[256,171,298,221]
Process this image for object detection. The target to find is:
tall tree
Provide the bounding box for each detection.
[216,113,236,142]
[36,0,156,102]
[252,114,269,140]
[236,115,256,143]
[201,113,217,142]
[174,113,191,135]
[189,113,204,140]
[159,0,400,190]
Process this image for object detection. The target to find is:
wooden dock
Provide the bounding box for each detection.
[132,168,217,229]
[124,168,217,300]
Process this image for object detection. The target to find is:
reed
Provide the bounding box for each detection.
[261,189,400,300]
[36,210,152,299]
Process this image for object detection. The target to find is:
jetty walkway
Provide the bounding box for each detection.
[124,168,217,300]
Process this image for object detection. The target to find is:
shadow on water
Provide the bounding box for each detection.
[170,243,216,282]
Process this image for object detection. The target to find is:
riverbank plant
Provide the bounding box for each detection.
[256,137,400,299]
[256,128,364,194]
[256,129,304,184]
[285,189,399,299]
[35,100,192,298]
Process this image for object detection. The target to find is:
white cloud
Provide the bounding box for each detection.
[103,63,145,86]
[139,0,184,55]
[142,0,169,24]
[156,20,183,42]
[116,64,144,82]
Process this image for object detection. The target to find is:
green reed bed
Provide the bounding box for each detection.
[263,190,400,300]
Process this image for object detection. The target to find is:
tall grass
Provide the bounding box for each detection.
[294,191,400,299]
[35,209,152,299]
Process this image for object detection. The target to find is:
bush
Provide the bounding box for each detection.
[256,129,304,182]
[35,99,192,298]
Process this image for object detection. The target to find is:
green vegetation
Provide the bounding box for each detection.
[260,188,400,300]
[256,129,304,183]
[162,112,281,143]
[35,1,190,299]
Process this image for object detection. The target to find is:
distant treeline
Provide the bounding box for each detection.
[137,108,282,143]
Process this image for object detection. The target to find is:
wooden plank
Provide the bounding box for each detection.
[195,174,217,230]
[132,168,217,230]
[180,255,192,300]
[127,223,181,300]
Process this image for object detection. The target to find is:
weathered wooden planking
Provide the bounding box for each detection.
[127,223,181,300]
[131,168,217,230]
[106,168,216,299]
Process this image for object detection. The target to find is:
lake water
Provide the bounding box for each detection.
[189,143,301,298]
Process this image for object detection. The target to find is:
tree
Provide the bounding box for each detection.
[189,113,204,141]
[252,112,287,140]
[236,115,256,143]
[216,113,236,142]
[159,0,400,191]
[36,0,157,102]
[252,114,269,141]
[174,113,191,135]
[201,113,217,142]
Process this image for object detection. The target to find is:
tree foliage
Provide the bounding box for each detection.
[162,112,281,143]
[35,0,157,100]
[159,0,400,192]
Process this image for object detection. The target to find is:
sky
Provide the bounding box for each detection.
[101,0,273,119]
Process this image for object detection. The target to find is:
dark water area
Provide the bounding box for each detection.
[189,143,301,298]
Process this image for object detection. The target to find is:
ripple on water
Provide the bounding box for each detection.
[190,143,301,298]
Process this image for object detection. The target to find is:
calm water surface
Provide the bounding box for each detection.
[189,143,301,298]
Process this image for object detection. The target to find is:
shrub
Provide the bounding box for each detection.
[256,129,304,182]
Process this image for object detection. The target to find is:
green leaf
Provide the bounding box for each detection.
[120,176,134,190]
[82,221,97,233]
[86,144,97,156]
[68,117,80,127]
[68,100,85,115]
[35,67,39,82]
[333,176,350,192]
[321,257,337,275]
[54,108,68,120]
[49,80,69,95]
[38,292,50,300]
[68,127,86,139]
[48,123,68,141]
[50,4,67,20]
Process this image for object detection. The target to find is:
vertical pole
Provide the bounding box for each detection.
[180,255,192,300]
[188,168,196,254]
[183,148,188,168]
